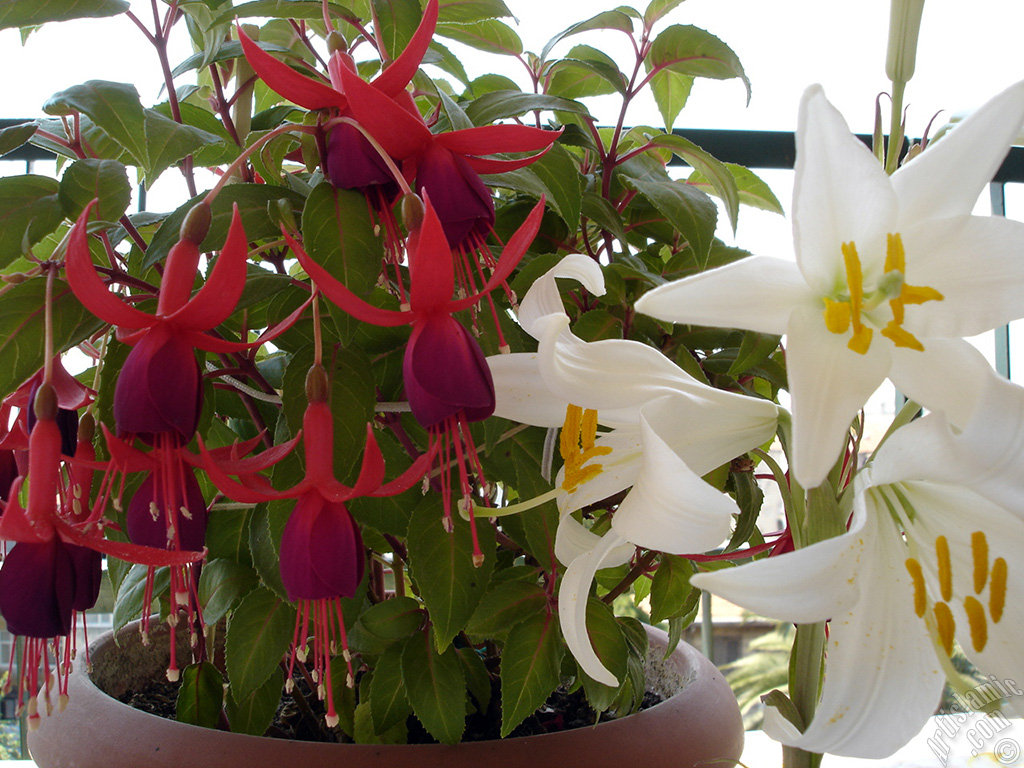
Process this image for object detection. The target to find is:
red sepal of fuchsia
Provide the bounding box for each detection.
[68,199,312,355]
[235,0,439,113]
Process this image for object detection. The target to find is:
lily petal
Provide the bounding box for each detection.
[634,256,809,335]
[893,79,1024,224]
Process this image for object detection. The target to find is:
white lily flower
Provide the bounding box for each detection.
[489,254,778,684]
[690,370,1024,758]
[635,81,1024,489]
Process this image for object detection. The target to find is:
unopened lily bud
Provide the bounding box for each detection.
[305,364,330,404]
[885,0,926,84]
[33,382,59,422]
[180,202,212,245]
[401,193,425,232]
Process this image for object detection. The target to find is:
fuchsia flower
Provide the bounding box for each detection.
[284,195,545,559]
[0,383,203,724]
[238,0,560,249]
[66,201,253,443]
[200,365,433,728]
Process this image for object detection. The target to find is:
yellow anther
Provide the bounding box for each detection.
[963,596,988,652]
[905,558,927,618]
[560,404,612,494]
[881,233,943,351]
[933,602,956,656]
[935,535,952,602]
[839,241,873,354]
[990,557,1007,623]
[823,299,851,334]
[971,531,989,594]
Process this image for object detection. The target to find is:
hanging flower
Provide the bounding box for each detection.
[635,81,1024,489]
[199,364,433,728]
[0,384,203,724]
[689,367,1024,758]
[487,254,778,684]
[286,194,545,557]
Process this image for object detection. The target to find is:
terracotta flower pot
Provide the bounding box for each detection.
[30,620,744,767]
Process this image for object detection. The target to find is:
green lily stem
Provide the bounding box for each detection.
[885,79,907,175]
[784,621,826,768]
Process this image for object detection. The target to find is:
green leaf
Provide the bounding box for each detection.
[226,667,284,736]
[0,0,128,29]
[210,1,355,28]
[0,176,63,268]
[436,19,522,56]
[457,646,492,713]
[369,642,413,734]
[621,175,717,265]
[43,81,150,170]
[643,0,685,27]
[547,45,627,99]
[406,496,495,651]
[359,596,424,641]
[300,182,384,344]
[465,580,547,638]
[113,565,170,633]
[401,629,466,744]
[176,661,224,729]
[647,25,750,104]
[649,555,696,623]
[0,122,36,157]
[57,159,131,221]
[205,506,253,563]
[726,470,764,553]
[499,610,563,736]
[529,143,583,230]
[688,163,785,215]
[439,0,512,23]
[373,0,422,61]
[581,191,628,246]
[648,68,693,133]
[578,599,628,711]
[249,503,289,600]
[225,586,297,699]
[539,10,634,63]
[648,133,739,233]
[198,558,260,625]
[143,108,224,184]
[0,278,105,400]
[427,40,472,89]
[729,330,783,376]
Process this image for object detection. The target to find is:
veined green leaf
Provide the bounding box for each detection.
[621,174,717,265]
[436,19,522,56]
[647,25,750,104]
[176,661,224,729]
[57,158,131,221]
[499,609,563,736]
[0,175,64,268]
[439,0,512,23]
[198,558,260,625]
[369,642,413,734]
[407,496,495,652]
[226,667,284,736]
[43,81,150,170]
[225,586,297,699]
[539,10,633,62]
[0,0,128,29]
[688,163,785,215]
[465,579,547,638]
[401,629,466,744]
[648,133,739,232]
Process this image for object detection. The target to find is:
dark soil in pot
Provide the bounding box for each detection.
[29,619,744,768]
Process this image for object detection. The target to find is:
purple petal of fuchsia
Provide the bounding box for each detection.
[326,122,399,192]
[126,467,208,551]
[114,324,202,443]
[280,494,365,602]
[67,543,103,612]
[414,143,494,248]
[403,316,495,427]
[0,538,74,638]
